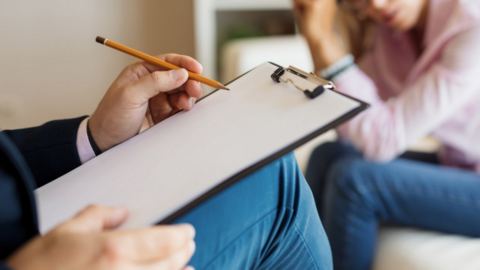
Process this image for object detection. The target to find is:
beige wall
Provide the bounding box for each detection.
[0,0,195,129]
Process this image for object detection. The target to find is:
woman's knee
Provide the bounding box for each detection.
[326,156,378,202]
[307,142,358,176]
[306,142,359,201]
[309,142,353,164]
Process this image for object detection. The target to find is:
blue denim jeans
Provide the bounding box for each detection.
[306,142,480,270]
[175,153,333,270]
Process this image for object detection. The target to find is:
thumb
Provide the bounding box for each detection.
[60,205,128,233]
[130,68,189,101]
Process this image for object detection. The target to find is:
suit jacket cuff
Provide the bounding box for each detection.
[0,261,15,270]
[4,116,88,187]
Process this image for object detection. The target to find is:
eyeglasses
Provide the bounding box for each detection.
[337,0,370,11]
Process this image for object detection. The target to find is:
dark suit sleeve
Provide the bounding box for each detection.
[3,116,88,188]
[0,262,14,270]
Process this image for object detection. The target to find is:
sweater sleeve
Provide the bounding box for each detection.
[3,116,88,187]
[334,25,480,162]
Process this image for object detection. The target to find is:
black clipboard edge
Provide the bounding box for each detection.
[157,62,370,224]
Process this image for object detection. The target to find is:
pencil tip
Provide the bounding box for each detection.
[96,36,106,45]
[218,84,229,91]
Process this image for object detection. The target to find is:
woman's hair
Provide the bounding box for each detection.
[335,9,374,60]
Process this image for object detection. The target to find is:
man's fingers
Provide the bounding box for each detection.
[164,92,195,112]
[143,240,196,270]
[59,205,128,233]
[129,69,189,102]
[142,54,203,75]
[176,92,196,111]
[182,80,203,99]
[106,224,195,263]
[161,54,203,75]
[149,94,174,124]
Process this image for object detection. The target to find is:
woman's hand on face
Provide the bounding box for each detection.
[89,54,204,152]
[293,0,347,72]
[7,205,196,270]
[293,0,338,42]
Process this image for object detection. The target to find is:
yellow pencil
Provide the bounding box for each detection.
[96,36,229,90]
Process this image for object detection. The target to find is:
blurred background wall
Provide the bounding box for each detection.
[0,0,195,129]
[0,0,301,129]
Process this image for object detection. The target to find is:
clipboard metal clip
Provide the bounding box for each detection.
[271,66,335,99]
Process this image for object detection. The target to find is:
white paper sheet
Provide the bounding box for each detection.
[35,62,362,234]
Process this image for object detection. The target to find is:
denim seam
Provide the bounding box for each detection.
[331,202,357,270]
[256,206,317,270]
[343,211,356,270]
[200,208,278,269]
[292,219,320,270]
[343,183,480,209]
[388,189,480,208]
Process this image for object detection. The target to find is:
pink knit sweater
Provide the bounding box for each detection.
[335,0,480,173]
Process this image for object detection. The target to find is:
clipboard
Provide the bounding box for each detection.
[35,62,369,234]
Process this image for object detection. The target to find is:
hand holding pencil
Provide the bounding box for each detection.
[89,53,205,152]
[96,36,229,90]
[88,36,229,152]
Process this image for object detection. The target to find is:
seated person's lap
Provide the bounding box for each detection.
[176,153,333,270]
[320,144,480,235]
[306,142,480,270]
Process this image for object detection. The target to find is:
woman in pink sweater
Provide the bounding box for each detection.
[294,0,480,269]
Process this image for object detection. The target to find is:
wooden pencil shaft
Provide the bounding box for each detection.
[98,37,222,89]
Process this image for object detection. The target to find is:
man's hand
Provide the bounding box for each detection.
[89,54,204,152]
[7,205,195,270]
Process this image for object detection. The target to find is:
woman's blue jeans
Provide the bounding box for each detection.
[306,142,480,270]
[175,153,333,270]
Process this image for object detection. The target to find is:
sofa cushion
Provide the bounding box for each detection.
[373,227,480,270]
